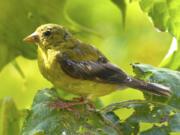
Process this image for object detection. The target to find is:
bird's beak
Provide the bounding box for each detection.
[24,32,40,43]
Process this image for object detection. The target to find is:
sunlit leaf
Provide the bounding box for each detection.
[138,0,180,39]
[160,39,180,71]
[133,0,180,70]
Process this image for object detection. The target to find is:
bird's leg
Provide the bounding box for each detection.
[45,97,95,115]
[72,97,95,110]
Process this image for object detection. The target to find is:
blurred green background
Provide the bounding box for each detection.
[0,0,171,118]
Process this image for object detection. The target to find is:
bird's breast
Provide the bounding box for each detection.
[37,47,119,97]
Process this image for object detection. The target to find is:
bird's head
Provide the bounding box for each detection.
[24,24,70,50]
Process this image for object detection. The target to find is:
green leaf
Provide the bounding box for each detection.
[134,0,180,70]
[0,0,67,71]
[111,0,127,28]
[21,89,122,135]
[0,97,22,135]
[138,0,180,39]
[101,64,180,134]
[140,127,169,135]
[160,38,180,70]
[132,63,180,105]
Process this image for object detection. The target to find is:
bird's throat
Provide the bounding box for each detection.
[38,46,60,69]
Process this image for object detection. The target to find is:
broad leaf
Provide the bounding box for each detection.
[101,64,180,134]
[138,0,180,39]
[21,89,122,135]
[0,0,67,71]
[133,0,180,70]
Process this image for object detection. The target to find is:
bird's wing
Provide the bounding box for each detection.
[56,53,128,84]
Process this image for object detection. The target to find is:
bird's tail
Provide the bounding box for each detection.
[124,76,172,97]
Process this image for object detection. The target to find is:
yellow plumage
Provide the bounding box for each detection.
[24,23,171,100]
[38,46,118,97]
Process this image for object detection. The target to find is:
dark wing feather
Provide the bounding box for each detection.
[56,53,172,97]
[56,53,128,84]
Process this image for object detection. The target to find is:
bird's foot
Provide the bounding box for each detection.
[45,97,95,115]
[72,97,95,110]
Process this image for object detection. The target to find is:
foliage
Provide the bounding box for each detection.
[102,63,180,134]
[20,64,180,135]
[135,0,180,70]
[0,0,67,71]
[0,97,25,135]
[21,89,121,135]
[0,0,180,134]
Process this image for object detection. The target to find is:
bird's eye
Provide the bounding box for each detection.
[44,31,51,37]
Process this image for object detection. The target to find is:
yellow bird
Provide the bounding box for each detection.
[24,24,171,111]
